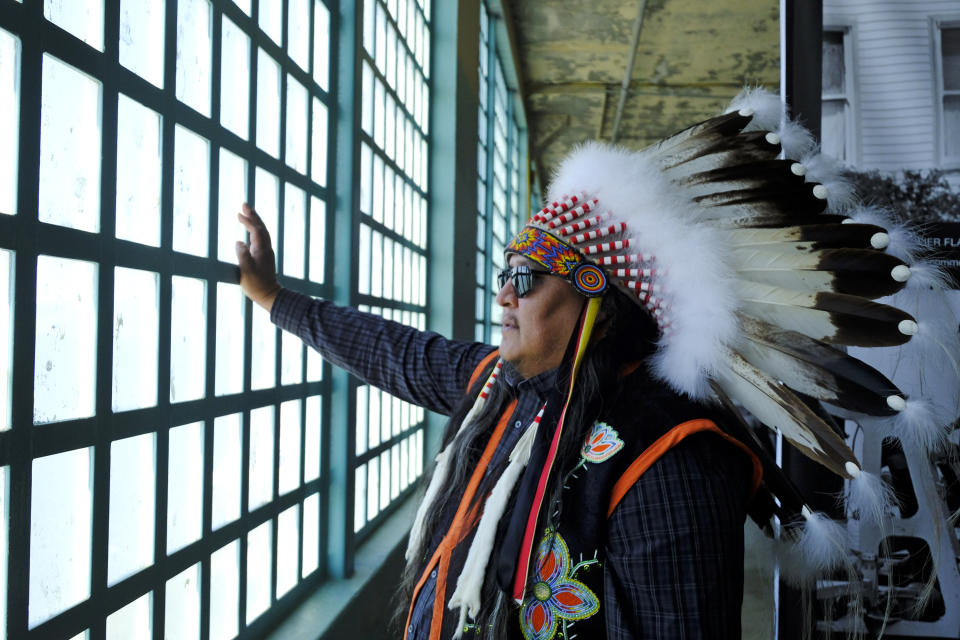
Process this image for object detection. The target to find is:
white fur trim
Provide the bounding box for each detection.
[547,142,739,398]
[448,420,539,637]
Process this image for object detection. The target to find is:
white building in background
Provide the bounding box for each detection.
[822,0,960,184]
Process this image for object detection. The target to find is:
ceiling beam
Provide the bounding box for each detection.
[611,0,650,143]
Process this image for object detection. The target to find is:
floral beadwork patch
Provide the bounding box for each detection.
[519,531,600,640]
[581,421,624,464]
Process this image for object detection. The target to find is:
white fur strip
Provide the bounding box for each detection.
[448,419,540,637]
[405,360,502,563]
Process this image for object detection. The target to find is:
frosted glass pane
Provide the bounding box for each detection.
[276,505,299,598]
[0,30,19,216]
[176,0,212,116]
[246,521,272,622]
[259,0,282,45]
[821,100,846,162]
[173,126,210,257]
[116,95,161,247]
[167,421,204,553]
[170,276,206,403]
[945,96,960,158]
[306,342,323,382]
[220,17,250,139]
[301,493,318,577]
[34,256,97,424]
[39,55,101,233]
[215,283,244,396]
[0,251,10,431]
[232,0,250,15]
[44,0,104,51]
[217,149,247,263]
[251,305,275,390]
[311,99,328,186]
[119,0,164,87]
[278,400,301,494]
[165,563,200,640]
[304,395,320,482]
[112,268,159,411]
[29,448,92,628]
[249,406,274,509]
[209,540,239,640]
[313,1,330,90]
[354,463,365,532]
[256,50,281,157]
[280,331,302,385]
[108,433,156,585]
[254,168,279,248]
[286,76,308,173]
[212,413,241,529]
[282,184,306,278]
[309,196,326,284]
[942,28,960,91]
[105,593,151,640]
[288,0,310,71]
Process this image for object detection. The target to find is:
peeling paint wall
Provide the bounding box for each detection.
[511,0,780,178]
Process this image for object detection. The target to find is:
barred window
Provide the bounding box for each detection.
[0,0,332,637]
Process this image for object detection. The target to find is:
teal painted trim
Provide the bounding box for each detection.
[329,0,360,580]
[426,0,481,452]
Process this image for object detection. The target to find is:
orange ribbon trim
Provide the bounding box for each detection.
[607,418,763,518]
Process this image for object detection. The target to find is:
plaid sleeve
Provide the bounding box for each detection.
[270,288,495,416]
[603,433,751,639]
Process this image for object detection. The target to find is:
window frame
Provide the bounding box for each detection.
[933,16,960,169]
[821,21,857,165]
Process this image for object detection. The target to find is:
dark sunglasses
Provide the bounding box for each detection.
[496,264,556,298]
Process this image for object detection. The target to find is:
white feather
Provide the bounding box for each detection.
[845,468,897,527]
[777,119,818,161]
[726,86,783,131]
[845,206,922,262]
[777,511,853,587]
[863,397,951,454]
[798,152,857,213]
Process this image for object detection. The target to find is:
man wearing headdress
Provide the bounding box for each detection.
[236,191,756,639]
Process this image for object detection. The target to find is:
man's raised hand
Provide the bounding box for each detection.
[236,202,282,312]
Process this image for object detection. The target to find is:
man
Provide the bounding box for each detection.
[236,197,755,640]
[235,90,936,638]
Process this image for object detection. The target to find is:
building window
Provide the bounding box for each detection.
[475,0,526,344]
[822,27,853,163]
[352,0,431,540]
[0,0,332,637]
[939,26,960,164]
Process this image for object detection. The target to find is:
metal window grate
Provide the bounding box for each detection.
[474,0,525,345]
[0,0,333,637]
[351,0,431,542]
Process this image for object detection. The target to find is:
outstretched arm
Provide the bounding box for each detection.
[234,203,493,415]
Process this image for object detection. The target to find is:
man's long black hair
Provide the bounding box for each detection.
[393,288,666,636]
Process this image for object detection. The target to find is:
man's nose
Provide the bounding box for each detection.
[495,279,516,307]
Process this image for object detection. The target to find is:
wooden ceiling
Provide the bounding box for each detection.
[506,0,781,181]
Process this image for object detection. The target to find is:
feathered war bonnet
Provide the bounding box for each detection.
[408,89,960,633]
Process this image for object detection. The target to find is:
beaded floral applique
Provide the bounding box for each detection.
[581,421,624,464]
[519,531,600,640]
